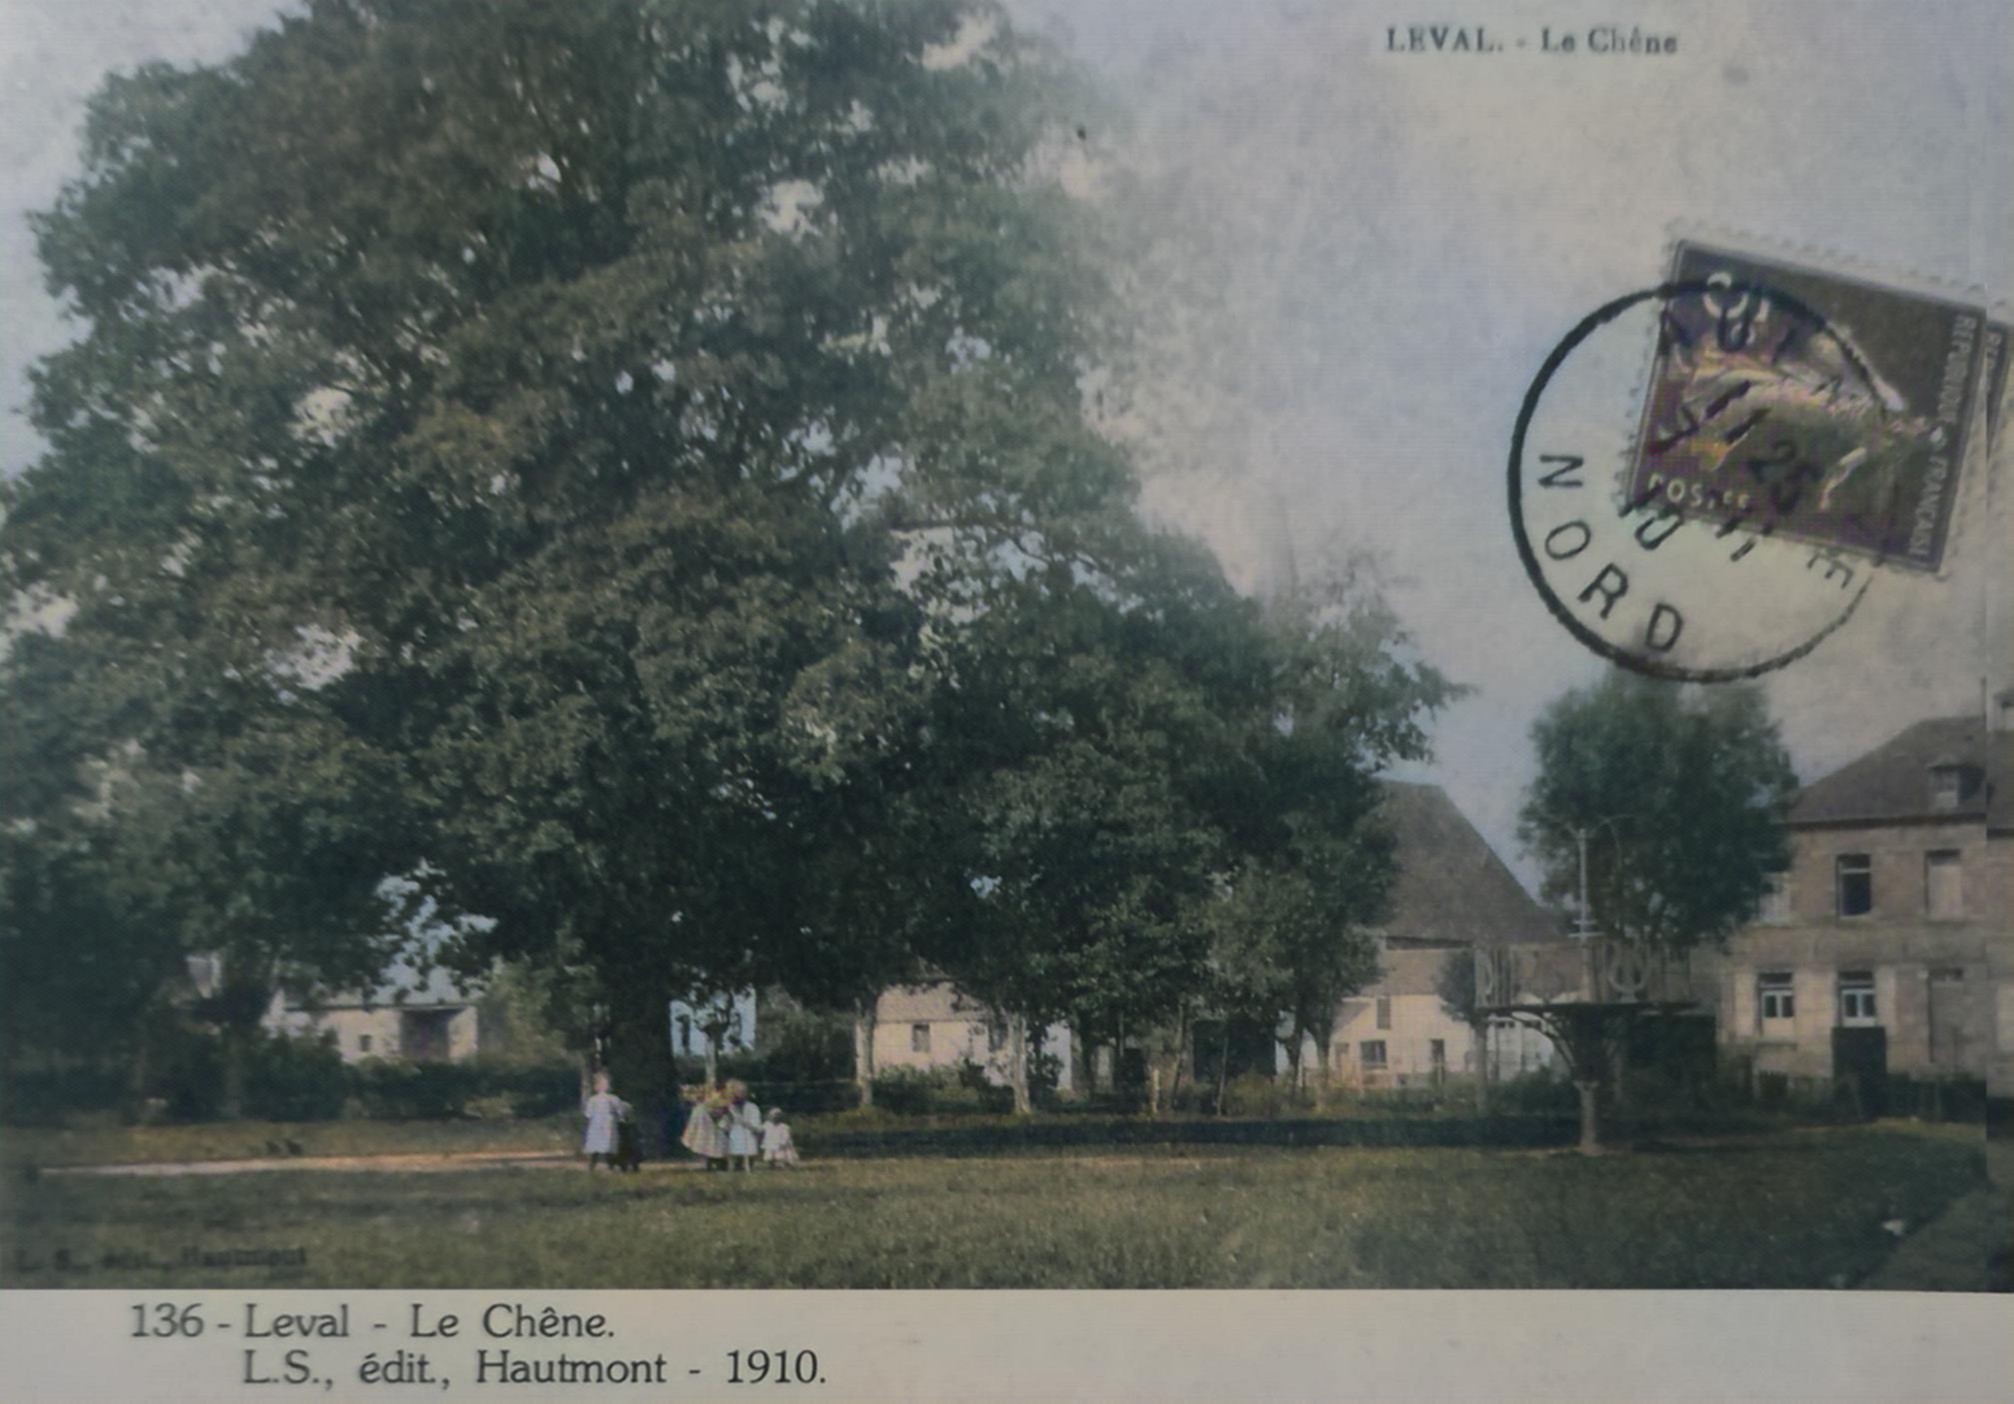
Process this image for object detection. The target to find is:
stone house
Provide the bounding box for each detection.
[1708,706,2013,1095]
[1307,781,1563,1088]
[870,981,1075,1094]
[263,965,480,1064]
[869,784,1558,1098]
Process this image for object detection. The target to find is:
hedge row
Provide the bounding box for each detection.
[2,1034,582,1125]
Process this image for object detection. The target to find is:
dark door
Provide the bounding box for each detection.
[1928,968,1972,1073]
[400,1009,455,1062]
[1831,1026,1887,1118]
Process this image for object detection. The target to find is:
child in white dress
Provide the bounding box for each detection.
[723,1080,762,1173]
[760,1107,799,1167]
[680,1083,730,1169]
[581,1072,629,1172]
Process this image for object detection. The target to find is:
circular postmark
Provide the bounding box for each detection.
[1508,278,1899,681]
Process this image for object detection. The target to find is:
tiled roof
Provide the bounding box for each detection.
[1359,945,1469,998]
[1379,781,1560,945]
[285,963,477,1012]
[1791,715,2013,828]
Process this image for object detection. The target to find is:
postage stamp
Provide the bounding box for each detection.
[1624,242,1989,575]
[1980,317,2010,455]
[1508,241,1995,682]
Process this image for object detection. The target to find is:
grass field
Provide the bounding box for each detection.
[2,1121,1989,1290]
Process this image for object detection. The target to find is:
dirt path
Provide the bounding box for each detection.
[41,1149,698,1177]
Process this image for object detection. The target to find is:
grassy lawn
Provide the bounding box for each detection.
[1,1121,1986,1289]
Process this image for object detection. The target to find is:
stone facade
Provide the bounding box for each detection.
[871,981,1074,1093]
[1709,712,2013,1095]
[268,998,479,1064]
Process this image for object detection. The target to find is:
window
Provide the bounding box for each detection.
[358,1034,373,1055]
[910,1023,931,1054]
[1925,851,1963,919]
[987,1019,1008,1053]
[1838,971,1877,1026]
[1375,997,1392,1030]
[1759,972,1795,1023]
[1429,1039,1447,1068]
[676,1016,692,1055]
[1930,766,1961,811]
[1359,1040,1387,1068]
[1758,872,1791,923]
[1835,854,1872,917]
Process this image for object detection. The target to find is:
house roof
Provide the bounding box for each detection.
[284,963,476,1013]
[1359,945,1469,998]
[1378,781,1560,945]
[1790,715,2013,829]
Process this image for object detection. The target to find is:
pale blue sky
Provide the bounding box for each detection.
[4,0,2007,892]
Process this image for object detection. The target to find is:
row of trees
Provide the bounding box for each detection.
[1,0,1456,1117]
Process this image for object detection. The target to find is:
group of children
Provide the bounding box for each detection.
[677,1079,798,1171]
[579,1072,797,1173]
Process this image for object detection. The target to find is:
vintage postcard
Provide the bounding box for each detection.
[1,0,2008,1400]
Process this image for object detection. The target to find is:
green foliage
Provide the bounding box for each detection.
[472,963,579,1067]
[750,992,855,1084]
[4,0,1461,1090]
[242,1032,350,1122]
[347,1059,580,1121]
[1434,946,1478,1024]
[869,1066,940,1115]
[1520,673,1796,951]
[3,0,1113,1059]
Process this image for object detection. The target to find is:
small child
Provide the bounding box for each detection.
[760,1106,798,1168]
[680,1083,730,1170]
[581,1072,630,1173]
[724,1079,762,1173]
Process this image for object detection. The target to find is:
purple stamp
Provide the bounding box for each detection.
[1626,242,1988,574]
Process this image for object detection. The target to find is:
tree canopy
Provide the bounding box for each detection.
[1519,673,1795,952]
[4,0,1456,1104]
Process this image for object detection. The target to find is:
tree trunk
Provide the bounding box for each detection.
[1470,1017,1490,1115]
[1169,1007,1190,1107]
[1575,1077,1603,1154]
[123,1025,151,1124]
[219,1022,251,1121]
[1214,1022,1232,1116]
[1311,1027,1333,1109]
[702,1036,718,1087]
[1008,1013,1032,1116]
[852,1000,877,1109]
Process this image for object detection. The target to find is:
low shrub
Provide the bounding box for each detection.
[0,1063,132,1127]
[870,1067,939,1115]
[1886,1075,1989,1124]
[243,1031,347,1122]
[348,1060,580,1121]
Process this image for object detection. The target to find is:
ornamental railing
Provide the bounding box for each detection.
[1473,938,1699,1012]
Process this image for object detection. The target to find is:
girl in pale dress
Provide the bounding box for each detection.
[760,1107,798,1167]
[680,1082,729,1169]
[581,1072,628,1172]
[723,1079,762,1172]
